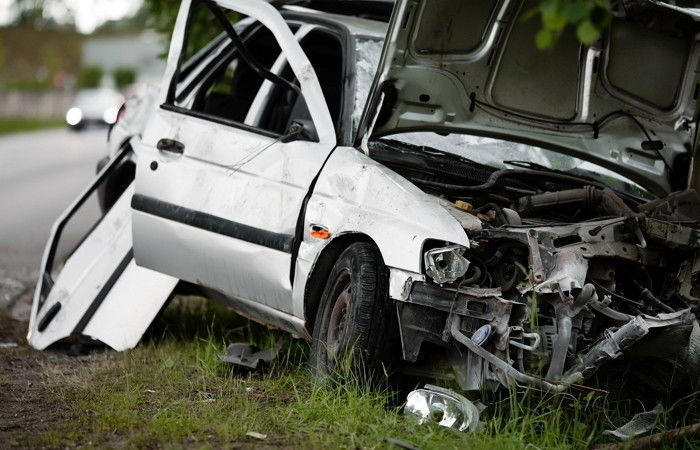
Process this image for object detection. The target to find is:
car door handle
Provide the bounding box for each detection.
[157,138,185,155]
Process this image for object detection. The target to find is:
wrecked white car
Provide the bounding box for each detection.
[29,0,700,393]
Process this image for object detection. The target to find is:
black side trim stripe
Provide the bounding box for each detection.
[72,248,134,334]
[37,302,62,332]
[131,194,294,253]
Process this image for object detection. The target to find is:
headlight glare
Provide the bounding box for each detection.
[103,107,119,124]
[424,245,470,285]
[66,107,82,126]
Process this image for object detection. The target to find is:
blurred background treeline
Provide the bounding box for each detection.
[0,0,697,127]
[0,0,166,126]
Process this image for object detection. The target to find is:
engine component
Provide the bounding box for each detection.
[471,324,493,346]
[516,186,636,217]
[563,315,657,384]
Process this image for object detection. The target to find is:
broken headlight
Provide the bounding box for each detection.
[404,384,480,432]
[424,245,470,285]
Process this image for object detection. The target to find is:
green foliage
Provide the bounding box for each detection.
[3,79,51,91]
[142,0,237,60]
[113,67,136,89]
[141,0,613,55]
[77,65,103,89]
[28,297,700,449]
[528,0,612,50]
[11,0,72,30]
[0,117,64,135]
[142,0,183,58]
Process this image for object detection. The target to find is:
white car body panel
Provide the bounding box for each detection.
[30,0,471,348]
[303,146,468,273]
[109,83,161,155]
[131,0,339,319]
[291,145,467,323]
[27,183,178,351]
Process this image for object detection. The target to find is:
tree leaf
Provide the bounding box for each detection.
[535,28,557,50]
[562,1,591,22]
[576,20,601,45]
[542,10,567,31]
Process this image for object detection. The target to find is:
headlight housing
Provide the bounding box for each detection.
[423,244,470,285]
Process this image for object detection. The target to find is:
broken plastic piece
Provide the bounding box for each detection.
[603,404,663,440]
[218,341,284,369]
[404,384,480,432]
[246,431,267,440]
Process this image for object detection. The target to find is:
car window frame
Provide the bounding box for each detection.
[161,0,335,142]
[281,12,355,146]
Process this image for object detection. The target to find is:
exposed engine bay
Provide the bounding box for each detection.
[370,138,700,392]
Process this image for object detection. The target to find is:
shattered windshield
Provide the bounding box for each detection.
[382,132,655,200]
[353,38,382,132]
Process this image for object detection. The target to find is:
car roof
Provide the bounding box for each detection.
[282,5,388,38]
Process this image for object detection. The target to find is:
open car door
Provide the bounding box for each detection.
[27,148,178,351]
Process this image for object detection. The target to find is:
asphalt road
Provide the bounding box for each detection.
[0,127,108,316]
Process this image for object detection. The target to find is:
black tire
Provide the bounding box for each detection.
[309,242,397,381]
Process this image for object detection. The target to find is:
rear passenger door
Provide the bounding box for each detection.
[131,0,338,316]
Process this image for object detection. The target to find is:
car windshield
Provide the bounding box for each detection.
[353,38,383,132]
[381,132,655,200]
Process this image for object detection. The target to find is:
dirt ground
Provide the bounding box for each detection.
[0,313,100,448]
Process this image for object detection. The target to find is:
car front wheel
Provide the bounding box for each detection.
[309,242,396,381]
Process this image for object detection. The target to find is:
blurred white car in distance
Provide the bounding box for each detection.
[66,88,124,131]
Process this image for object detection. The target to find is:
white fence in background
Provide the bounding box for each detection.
[0,91,74,119]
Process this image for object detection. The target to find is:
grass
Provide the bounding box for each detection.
[0,117,64,136]
[34,297,700,449]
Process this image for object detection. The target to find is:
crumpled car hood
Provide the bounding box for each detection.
[358,0,700,196]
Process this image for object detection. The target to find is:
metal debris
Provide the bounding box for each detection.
[218,341,284,369]
[404,384,481,432]
[603,404,664,441]
[0,342,18,349]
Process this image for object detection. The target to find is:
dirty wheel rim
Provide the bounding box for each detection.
[327,271,351,358]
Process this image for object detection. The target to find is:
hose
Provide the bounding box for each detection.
[516,186,637,217]
[546,314,572,381]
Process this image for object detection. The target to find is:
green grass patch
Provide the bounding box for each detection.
[39,298,700,449]
[0,117,64,135]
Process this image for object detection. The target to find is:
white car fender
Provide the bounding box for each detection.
[292,146,469,322]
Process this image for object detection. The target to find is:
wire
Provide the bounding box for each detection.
[590,280,643,307]
[469,93,672,173]
[596,111,672,173]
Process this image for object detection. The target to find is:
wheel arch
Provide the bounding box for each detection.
[302,232,386,337]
